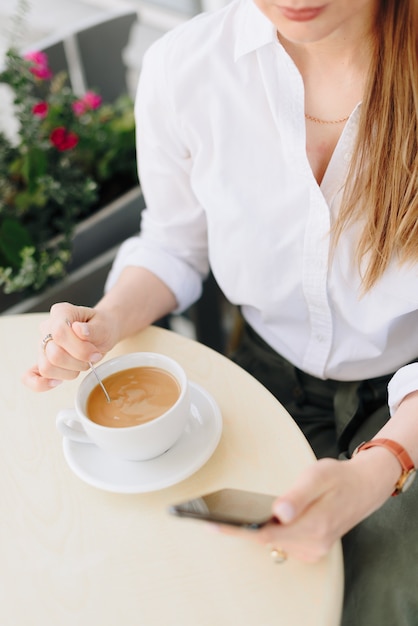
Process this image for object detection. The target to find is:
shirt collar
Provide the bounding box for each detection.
[234,0,278,61]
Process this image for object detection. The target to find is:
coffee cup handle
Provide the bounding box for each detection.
[56,408,92,444]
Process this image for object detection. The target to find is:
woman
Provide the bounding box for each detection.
[23,1,418,623]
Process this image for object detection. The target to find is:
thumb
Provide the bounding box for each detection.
[70,311,115,354]
[272,499,297,524]
[71,319,93,341]
[64,306,98,344]
[272,460,332,524]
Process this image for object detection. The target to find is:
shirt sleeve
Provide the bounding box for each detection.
[105,35,210,313]
[387,363,418,416]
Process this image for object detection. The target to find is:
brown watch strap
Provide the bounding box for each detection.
[353,438,416,496]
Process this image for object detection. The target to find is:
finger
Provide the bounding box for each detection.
[49,302,95,325]
[273,459,336,524]
[71,315,115,355]
[205,516,325,563]
[52,307,112,357]
[41,303,96,348]
[204,521,273,544]
[22,365,64,392]
[41,315,102,366]
[39,340,90,380]
[204,522,253,538]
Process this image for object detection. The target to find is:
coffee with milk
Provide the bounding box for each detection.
[87,366,181,428]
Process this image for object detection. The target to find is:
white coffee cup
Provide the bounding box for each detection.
[56,352,191,461]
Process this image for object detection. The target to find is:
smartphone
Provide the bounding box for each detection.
[168,488,277,529]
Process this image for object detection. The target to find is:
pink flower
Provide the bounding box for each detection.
[24,50,52,80]
[72,90,102,116]
[31,65,53,80]
[50,127,79,151]
[32,101,48,118]
[24,51,48,66]
[71,100,87,116]
[84,91,102,110]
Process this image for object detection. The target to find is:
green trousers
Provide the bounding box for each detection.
[231,322,418,626]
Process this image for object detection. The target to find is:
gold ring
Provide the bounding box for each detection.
[42,333,53,353]
[270,546,287,564]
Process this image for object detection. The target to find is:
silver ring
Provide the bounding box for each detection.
[42,333,53,353]
[270,546,287,564]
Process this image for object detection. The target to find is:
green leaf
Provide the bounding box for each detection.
[0,218,33,267]
[21,147,48,190]
[14,187,47,211]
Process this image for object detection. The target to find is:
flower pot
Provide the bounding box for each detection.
[0,185,144,315]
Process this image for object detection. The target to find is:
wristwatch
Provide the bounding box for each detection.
[352,438,416,496]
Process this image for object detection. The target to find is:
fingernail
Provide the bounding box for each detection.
[79,323,90,337]
[89,353,103,364]
[273,501,295,524]
[48,379,63,388]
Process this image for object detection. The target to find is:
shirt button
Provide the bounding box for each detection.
[316,334,326,343]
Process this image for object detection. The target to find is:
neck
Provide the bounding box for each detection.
[278,30,374,120]
[278,33,374,81]
[276,6,376,79]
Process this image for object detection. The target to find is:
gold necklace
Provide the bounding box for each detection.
[305,112,350,125]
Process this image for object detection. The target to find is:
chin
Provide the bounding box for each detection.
[276,24,335,45]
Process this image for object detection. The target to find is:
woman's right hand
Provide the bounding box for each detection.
[22,302,120,392]
[22,267,179,392]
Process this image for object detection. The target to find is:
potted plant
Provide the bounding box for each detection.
[0,45,140,311]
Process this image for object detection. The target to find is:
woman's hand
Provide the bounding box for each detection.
[22,302,120,392]
[208,451,400,563]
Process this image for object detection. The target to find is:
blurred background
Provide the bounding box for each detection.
[0,0,229,75]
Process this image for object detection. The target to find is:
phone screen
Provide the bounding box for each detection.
[168,488,277,529]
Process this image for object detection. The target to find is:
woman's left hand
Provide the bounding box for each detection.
[207,453,400,563]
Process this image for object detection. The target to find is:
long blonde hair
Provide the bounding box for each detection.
[333,0,418,291]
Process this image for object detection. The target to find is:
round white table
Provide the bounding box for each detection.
[0,313,343,626]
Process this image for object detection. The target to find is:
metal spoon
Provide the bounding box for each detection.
[89,361,111,403]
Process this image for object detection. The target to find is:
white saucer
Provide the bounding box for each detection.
[61,382,222,494]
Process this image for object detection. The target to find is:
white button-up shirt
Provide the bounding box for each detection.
[106,0,418,410]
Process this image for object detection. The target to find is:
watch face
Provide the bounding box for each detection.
[400,470,416,493]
